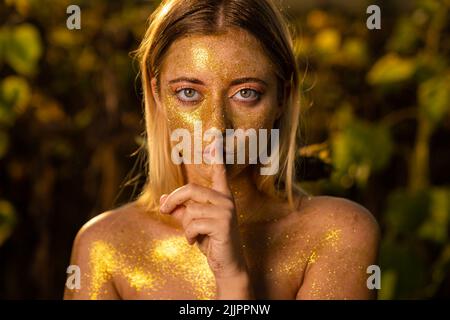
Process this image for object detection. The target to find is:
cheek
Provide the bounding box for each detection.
[230,103,278,131]
[163,95,202,132]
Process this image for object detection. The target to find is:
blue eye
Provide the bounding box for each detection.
[232,89,261,102]
[176,88,201,102]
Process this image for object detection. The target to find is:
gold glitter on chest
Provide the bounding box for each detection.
[88,241,159,299]
[88,236,216,300]
[307,228,342,265]
[149,236,216,299]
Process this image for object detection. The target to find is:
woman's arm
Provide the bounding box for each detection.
[296,197,380,300]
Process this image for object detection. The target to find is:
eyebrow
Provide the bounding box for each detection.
[168,77,268,87]
[168,77,205,85]
[230,77,268,87]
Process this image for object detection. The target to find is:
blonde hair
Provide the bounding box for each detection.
[133,0,302,213]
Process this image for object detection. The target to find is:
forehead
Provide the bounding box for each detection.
[160,28,275,81]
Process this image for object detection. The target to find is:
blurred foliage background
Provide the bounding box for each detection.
[0,0,449,299]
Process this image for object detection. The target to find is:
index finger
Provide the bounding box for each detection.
[208,141,231,197]
[160,183,228,214]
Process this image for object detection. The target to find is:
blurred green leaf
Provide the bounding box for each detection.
[332,119,393,186]
[417,0,442,14]
[378,269,397,300]
[313,28,341,61]
[32,92,67,124]
[307,10,329,30]
[74,107,94,129]
[418,74,450,125]
[415,53,448,82]
[5,0,32,16]
[340,38,369,68]
[0,76,31,126]
[425,244,450,297]
[387,18,420,55]
[418,188,450,243]
[385,189,430,235]
[49,27,83,49]
[367,53,416,85]
[4,24,43,76]
[0,199,17,246]
[379,238,427,298]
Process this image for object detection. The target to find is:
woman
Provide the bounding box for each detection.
[64,0,379,300]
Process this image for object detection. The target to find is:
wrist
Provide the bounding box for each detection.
[215,270,254,300]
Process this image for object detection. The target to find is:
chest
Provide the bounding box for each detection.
[114,230,311,300]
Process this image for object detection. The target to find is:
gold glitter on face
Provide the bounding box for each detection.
[156,28,281,168]
[161,31,277,129]
[192,46,210,69]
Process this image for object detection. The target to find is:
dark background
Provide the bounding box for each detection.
[0,0,449,299]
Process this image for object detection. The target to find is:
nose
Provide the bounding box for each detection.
[208,98,231,136]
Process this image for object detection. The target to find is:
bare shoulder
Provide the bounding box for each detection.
[292,195,380,247]
[71,201,173,253]
[291,196,380,299]
[65,201,178,298]
[74,202,139,245]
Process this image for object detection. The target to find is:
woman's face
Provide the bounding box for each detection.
[153,27,282,179]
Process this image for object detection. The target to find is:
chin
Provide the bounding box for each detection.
[225,164,250,178]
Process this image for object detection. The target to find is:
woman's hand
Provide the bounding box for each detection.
[159,147,254,299]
